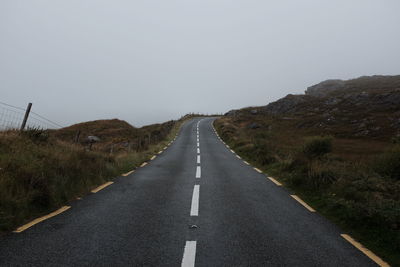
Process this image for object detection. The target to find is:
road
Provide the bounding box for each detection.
[0,118,378,266]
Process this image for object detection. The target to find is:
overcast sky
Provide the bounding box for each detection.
[1,0,400,127]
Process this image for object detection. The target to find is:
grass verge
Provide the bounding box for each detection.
[0,117,190,233]
[214,118,400,267]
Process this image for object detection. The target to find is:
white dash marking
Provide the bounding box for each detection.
[197,142,200,147]
[181,241,197,267]
[268,176,282,186]
[254,167,262,173]
[140,162,148,167]
[197,155,201,164]
[244,161,250,165]
[196,166,201,178]
[197,148,200,154]
[291,195,316,212]
[190,185,200,216]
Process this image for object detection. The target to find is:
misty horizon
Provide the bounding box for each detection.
[1,1,400,127]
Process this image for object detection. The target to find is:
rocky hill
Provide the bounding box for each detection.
[226,75,400,141]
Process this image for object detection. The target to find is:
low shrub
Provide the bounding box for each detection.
[252,139,276,165]
[21,127,49,143]
[302,136,333,159]
[306,160,337,189]
[374,145,400,180]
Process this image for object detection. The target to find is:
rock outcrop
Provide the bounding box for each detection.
[305,80,346,97]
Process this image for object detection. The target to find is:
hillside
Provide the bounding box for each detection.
[224,75,400,161]
[215,75,400,265]
[226,75,400,141]
[52,119,139,142]
[51,118,175,153]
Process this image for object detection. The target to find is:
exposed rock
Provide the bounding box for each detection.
[86,136,101,142]
[250,109,258,115]
[225,109,241,117]
[324,97,340,105]
[355,129,370,136]
[260,94,310,115]
[305,80,346,97]
[247,123,261,129]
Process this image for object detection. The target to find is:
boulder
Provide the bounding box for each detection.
[86,136,101,142]
[247,123,261,129]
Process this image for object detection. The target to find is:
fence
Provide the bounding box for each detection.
[0,101,63,131]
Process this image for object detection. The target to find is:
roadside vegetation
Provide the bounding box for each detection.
[215,117,399,266]
[0,114,198,232]
[215,75,400,266]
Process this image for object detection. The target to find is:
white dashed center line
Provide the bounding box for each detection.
[181,241,197,267]
[190,185,200,216]
[196,166,201,178]
[181,120,203,267]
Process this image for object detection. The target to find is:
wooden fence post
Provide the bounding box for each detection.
[20,103,32,131]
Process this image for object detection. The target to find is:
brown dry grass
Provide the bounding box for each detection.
[215,113,400,266]
[0,116,194,232]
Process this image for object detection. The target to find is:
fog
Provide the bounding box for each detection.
[1,0,400,127]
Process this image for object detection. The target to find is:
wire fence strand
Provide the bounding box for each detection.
[0,102,63,130]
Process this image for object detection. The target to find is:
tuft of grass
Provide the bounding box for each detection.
[0,131,117,231]
[302,136,333,160]
[374,145,400,180]
[21,127,49,143]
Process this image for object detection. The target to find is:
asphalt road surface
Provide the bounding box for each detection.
[0,118,378,266]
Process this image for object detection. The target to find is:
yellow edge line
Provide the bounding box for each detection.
[140,162,148,167]
[164,146,168,150]
[254,168,263,173]
[150,155,156,160]
[236,155,242,159]
[243,161,250,165]
[14,206,71,233]
[91,181,114,193]
[122,170,134,177]
[290,195,316,212]
[268,176,282,186]
[230,149,235,153]
[341,234,389,267]
[158,150,163,154]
